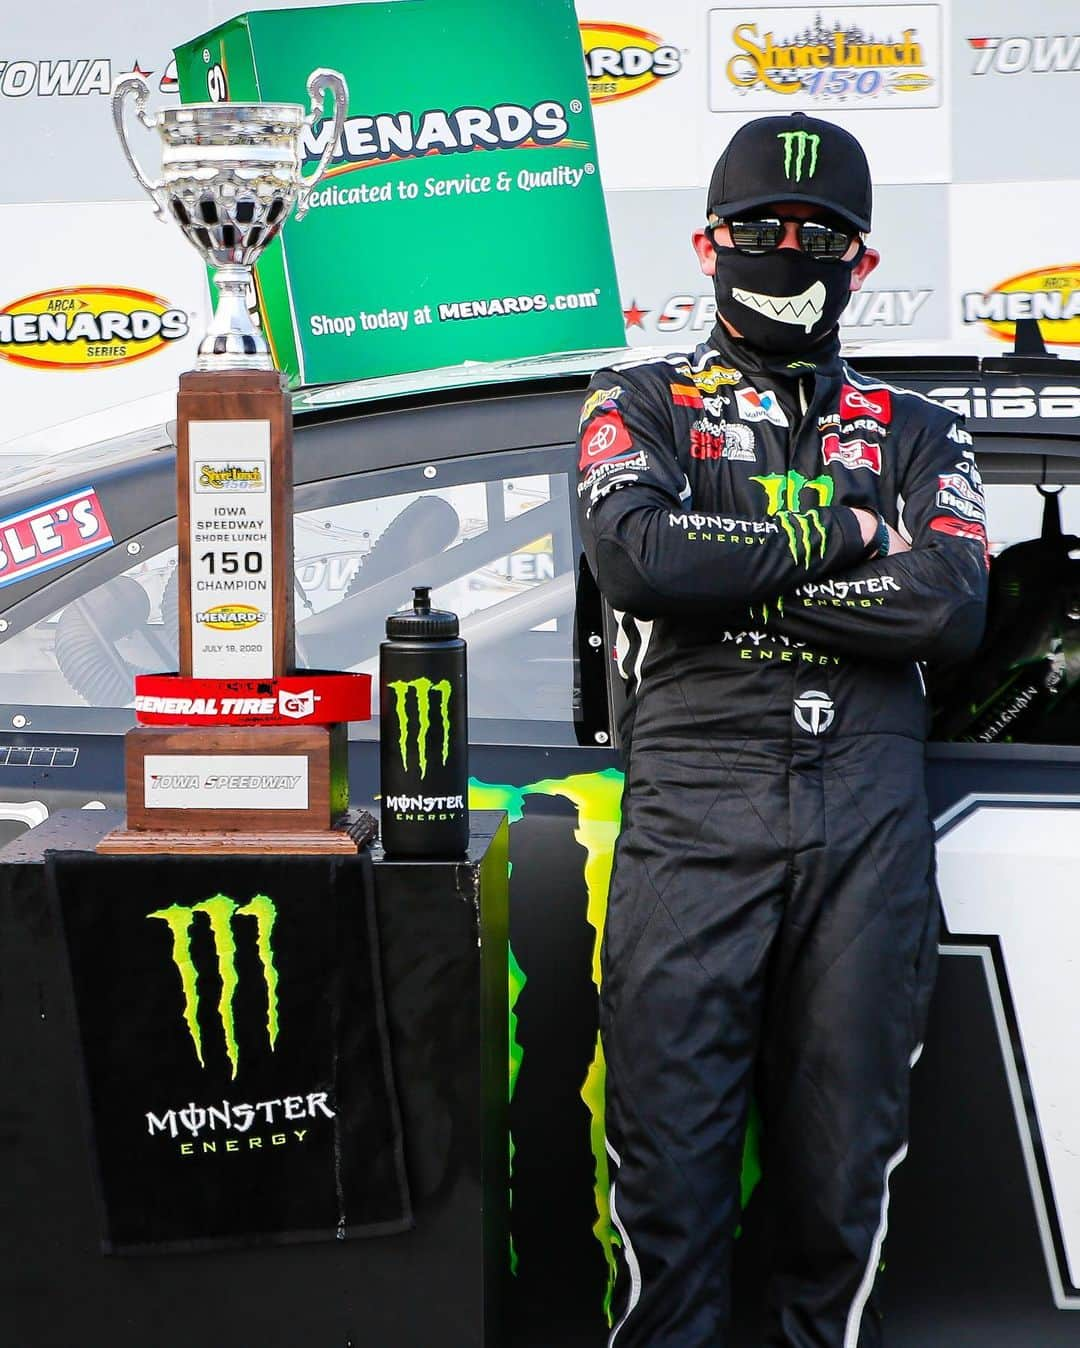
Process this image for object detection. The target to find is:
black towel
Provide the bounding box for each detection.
[47,849,411,1254]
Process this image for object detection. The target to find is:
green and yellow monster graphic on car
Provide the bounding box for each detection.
[469,769,761,1324]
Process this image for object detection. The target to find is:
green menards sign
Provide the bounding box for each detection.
[176,0,623,387]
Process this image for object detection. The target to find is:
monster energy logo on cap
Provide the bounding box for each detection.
[388,677,452,780]
[778,129,819,182]
[148,894,278,1080]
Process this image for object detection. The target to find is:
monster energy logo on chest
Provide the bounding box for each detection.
[778,130,819,182]
[388,677,452,780]
[752,470,834,566]
[148,894,278,1080]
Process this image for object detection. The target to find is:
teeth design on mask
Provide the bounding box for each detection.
[731,280,827,333]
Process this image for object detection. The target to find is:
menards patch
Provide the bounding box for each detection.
[0,286,189,370]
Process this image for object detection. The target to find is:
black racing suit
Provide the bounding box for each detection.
[577,329,988,1348]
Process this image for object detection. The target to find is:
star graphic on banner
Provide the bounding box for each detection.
[123,60,154,80]
[623,299,649,329]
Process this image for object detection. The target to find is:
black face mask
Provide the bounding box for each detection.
[710,243,865,354]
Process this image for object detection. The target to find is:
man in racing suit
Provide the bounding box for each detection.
[578,112,988,1346]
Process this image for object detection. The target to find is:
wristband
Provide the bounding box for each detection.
[858,511,889,561]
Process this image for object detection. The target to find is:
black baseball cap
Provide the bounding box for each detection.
[707,111,872,232]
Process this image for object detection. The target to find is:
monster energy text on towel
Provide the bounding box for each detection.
[379,586,468,858]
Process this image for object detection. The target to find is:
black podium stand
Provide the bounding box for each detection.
[0,809,508,1348]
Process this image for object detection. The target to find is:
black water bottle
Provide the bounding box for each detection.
[379,586,469,858]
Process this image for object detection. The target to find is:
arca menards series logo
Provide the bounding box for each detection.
[963,265,1080,347]
[0,287,189,371]
[579,22,683,104]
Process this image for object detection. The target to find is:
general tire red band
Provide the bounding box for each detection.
[133,672,371,725]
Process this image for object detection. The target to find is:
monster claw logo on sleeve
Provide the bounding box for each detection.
[388,678,452,779]
[752,470,834,565]
[148,894,278,1080]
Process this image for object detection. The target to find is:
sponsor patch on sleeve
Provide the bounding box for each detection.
[735,387,788,427]
[692,364,741,393]
[936,472,986,522]
[0,487,113,589]
[930,515,990,568]
[840,383,892,424]
[579,410,634,470]
[669,381,703,408]
[821,432,882,474]
[578,384,622,430]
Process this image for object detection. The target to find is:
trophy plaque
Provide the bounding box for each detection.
[99,70,372,854]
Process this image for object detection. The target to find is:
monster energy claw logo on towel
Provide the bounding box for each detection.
[149,894,278,1080]
[778,129,819,181]
[52,853,412,1251]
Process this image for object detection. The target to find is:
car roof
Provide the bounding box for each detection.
[6,337,1080,514]
[0,345,651,500]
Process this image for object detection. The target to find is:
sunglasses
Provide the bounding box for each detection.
[710,215,858,262]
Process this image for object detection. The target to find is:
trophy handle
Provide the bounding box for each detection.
[295,69,349,221]
[112,75,168,221]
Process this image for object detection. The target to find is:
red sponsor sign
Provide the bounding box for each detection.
[133,672,372,725]
[0,487,112,590]
[840,383,892,424]
[579,410,633,469]
[930,515,990,568]
[821,432,882,474]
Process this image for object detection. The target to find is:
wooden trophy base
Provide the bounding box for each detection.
[96,724,373,855]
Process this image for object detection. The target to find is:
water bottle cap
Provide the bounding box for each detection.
[386,585,460,639]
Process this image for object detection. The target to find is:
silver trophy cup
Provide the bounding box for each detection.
[112,70,348,372]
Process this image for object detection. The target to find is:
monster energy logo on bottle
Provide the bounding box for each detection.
[751,470,834,566]
[388,677,452,780]
[148,894,278,1080]
[778,129,819,182]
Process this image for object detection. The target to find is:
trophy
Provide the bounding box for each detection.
[112,70,346,370]
[99,70,372,854]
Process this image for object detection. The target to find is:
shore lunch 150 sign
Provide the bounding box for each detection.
[708,5,942,111]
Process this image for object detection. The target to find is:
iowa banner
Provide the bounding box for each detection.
[47,851,411,1253]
